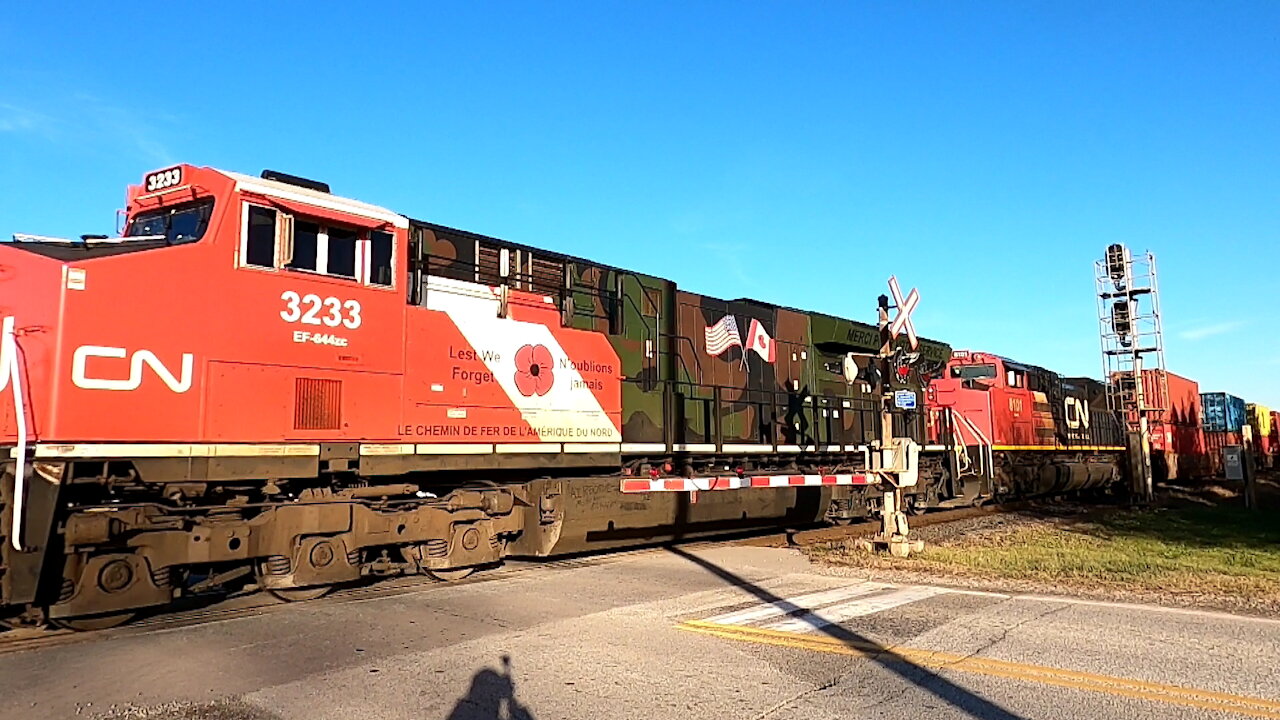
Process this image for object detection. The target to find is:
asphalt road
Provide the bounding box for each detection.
[2,545,1277,720]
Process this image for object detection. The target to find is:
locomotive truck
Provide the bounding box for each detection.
[0,164,1126,629]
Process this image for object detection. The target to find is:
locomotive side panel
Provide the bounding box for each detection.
[407,275,622,451]
[564,261,673,448]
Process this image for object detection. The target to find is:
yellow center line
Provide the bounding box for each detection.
[677,621,1280,719]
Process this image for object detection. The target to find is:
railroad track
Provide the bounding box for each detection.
[0,504,1013,656]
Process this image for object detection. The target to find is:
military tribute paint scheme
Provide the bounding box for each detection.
[0,164,1125,628]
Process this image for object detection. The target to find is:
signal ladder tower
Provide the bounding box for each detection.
[1095,244,1168,503]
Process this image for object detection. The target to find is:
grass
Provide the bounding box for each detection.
[811,490,1280,607]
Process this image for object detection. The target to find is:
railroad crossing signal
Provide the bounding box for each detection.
[887,276,920,350]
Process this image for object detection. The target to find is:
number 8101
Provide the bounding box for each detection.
[280,290,362,329]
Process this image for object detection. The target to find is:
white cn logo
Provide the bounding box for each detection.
[72,345,194,393]
[1064,396,1091,430]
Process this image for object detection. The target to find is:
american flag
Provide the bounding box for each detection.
[704,315,743,356]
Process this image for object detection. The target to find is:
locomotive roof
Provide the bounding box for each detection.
[411,218,950,352]
[958,350,1107,387]
[223,170,409,229]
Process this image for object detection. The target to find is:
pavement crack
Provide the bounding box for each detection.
[938,599,1069,670]
[746,674,843,720]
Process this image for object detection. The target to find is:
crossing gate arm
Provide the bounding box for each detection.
[621,473,874,493]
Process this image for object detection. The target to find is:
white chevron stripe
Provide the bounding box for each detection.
[703,582,891,626]
[764,585,950,633]
[425,276,620,443]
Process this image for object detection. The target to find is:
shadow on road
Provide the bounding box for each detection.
[445,655,535,720]
[667,545,1027,720]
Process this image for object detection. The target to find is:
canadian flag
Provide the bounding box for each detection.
[745,318,776,363]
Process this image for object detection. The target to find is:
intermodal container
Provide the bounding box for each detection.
[1200,392,1246,433]
[1271,410,1280,468]
[1249,404,1276,468]
[1203,430,1244,476]
[1144,370,1205,480]
[1247,403,1271,436]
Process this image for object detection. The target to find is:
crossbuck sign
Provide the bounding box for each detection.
[887,276,920,350]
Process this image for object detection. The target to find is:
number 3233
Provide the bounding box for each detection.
[280,291,362,329]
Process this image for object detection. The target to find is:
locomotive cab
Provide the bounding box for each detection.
[0,166,416,620]
[932,350,1039,448]
[1,164,411,448]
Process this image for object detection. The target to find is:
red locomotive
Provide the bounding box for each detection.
[929,351,1126,501]
[0,164,1128,629]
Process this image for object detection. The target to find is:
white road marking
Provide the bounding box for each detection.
[1006,593,1280,625]
[764,585,951,633]
[703,582,891,626]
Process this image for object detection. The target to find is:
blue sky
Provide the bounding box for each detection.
[2,3,1277,405]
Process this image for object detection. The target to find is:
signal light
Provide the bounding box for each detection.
[860,363,882,387]
[1111,300,1133,347]
[1106,243,1130,291]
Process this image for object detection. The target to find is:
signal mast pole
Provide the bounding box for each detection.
[1095,244,1167,504]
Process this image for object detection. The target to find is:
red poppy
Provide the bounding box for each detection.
[514,344,555,396]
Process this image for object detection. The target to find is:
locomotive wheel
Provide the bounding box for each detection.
[51,612,136,632]
[266,585,332,603]
[425,567,476,582]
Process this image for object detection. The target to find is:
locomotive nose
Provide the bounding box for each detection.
[0,245,68,557]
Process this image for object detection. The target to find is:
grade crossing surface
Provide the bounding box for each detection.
[2,545,1276,720]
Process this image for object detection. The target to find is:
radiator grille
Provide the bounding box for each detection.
[294,378,342,430]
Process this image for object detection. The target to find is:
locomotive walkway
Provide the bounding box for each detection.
[1,545,1277,720]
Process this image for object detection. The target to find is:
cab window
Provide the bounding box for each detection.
[951,364,996,380]
[240,202,394,288]
[287,221,321,272]
[369,231,393,286]
[126,199,215,245]
[326,226,358,278]
[244,206,277,268]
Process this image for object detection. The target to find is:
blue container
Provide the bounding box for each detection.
[1200,392,1247,433]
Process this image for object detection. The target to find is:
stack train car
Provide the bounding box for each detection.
[0,162,1212,631]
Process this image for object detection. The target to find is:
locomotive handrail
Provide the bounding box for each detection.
[0,316,27,551]
[948,407,993,479]
[666,378,917,450]
[666,334,704,385]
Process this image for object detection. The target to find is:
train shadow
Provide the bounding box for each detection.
[666,545,1028,720]
[445,655,535,720]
